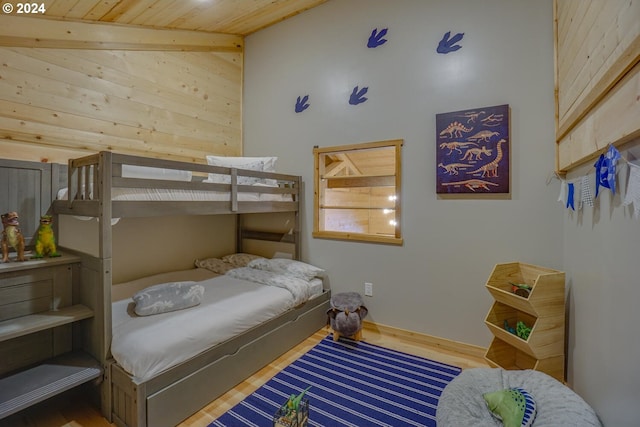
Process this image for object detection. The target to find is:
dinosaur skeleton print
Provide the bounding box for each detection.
[436,104,510,194]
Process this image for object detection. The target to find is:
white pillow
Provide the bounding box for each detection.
[132,281,204,316]
[206,156,277,172]
[205,155,278,185]
[206,158,264,185]
[113,268,216,301]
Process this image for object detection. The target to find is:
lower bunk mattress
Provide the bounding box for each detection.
[111,270,324,382]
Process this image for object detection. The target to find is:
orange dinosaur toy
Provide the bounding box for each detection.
[2,211,26,262]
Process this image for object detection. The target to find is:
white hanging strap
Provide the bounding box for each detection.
[557,178,566,204]
[580,175,594,208]
[622,162,640,219]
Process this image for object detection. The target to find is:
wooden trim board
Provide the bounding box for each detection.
[362,320,487,361]
[557,60,640,171]
[0,16,243,51]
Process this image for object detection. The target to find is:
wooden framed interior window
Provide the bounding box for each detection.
[313,139,403,245]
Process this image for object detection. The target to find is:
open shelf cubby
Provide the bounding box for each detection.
[0,253,100,419]
[485,337,565,383]
[485,262,565,317]
[484,262,566,382]
[485,302,535,347]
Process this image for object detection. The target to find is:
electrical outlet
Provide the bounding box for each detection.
[364,282,373,297]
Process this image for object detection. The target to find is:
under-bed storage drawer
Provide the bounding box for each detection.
[108,293,331,427]
[144,294,330,427]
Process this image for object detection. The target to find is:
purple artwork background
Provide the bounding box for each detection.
[436,104,510,194]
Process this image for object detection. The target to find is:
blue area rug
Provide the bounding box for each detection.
[210,334,462,427]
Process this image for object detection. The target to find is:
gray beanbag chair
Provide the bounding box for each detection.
[436,368,602,426]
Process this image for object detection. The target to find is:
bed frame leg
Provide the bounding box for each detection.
[102,363,112,422]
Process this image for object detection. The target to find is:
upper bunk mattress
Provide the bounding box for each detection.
[111,273,314,382]
[57,184,293,203]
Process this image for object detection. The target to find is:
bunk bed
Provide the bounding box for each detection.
[44,151,331,427]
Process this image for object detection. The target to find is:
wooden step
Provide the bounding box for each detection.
[0,304,93,343]
[0,351,102,419]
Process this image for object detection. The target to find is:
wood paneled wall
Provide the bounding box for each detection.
[322,187,396,236]
[555,0,640,171]
[0,17,243,165]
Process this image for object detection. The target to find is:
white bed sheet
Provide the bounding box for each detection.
[308,278,324,296]
[57,184,293,203]
[57,184,293,223]
[111,273,317,382]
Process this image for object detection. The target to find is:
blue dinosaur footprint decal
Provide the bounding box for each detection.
[295,95,310,113]
[437,31,464,54]
[367,28,388,48]
[349,86,368,105]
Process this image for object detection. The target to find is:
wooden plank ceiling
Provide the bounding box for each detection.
[30,0,328,35]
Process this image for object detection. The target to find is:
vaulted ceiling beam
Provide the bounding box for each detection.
[0,16,243,51]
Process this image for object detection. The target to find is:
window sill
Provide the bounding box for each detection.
[313,231,403,245]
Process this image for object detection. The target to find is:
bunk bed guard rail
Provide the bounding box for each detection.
[57,151,301,217]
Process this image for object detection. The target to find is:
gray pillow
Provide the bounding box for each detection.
[133,281,204,316]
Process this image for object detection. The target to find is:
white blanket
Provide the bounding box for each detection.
[226,266,312,306]
[112,274,298,381]
[57,183,293,203]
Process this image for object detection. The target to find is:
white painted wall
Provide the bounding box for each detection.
[244,0,560,345]
[59,215,236,283]
[244,0,640,418]
[563,146,640,427]
[245,2,640,423]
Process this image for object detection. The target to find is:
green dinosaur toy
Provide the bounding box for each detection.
[516,321,531,340]
[277,385,311,426]
[32,215,61,259]
[285,386,311,412]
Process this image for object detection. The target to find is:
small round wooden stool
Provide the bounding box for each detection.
[326,292,368,341]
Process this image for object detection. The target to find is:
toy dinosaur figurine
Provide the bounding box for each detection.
[277,386,310,426]
[286,386,310,413]
[516,321,532,340]
[32,215,61,259]
[1,212,26,262]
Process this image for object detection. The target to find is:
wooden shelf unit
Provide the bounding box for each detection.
[0,304,94,342]
[484,262,566,382]
[0,253,101,420]
[0,351,101,419]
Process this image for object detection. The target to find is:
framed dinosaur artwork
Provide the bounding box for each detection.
[436,104,510,194]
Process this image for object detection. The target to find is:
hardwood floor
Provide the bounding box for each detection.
[0,325,489,427]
